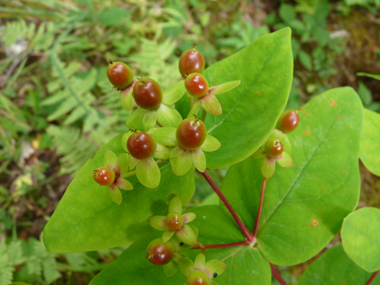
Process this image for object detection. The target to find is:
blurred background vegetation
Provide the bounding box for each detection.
[0,0,379,284]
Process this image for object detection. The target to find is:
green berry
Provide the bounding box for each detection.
[187,270,210,285]
[179,44,205,77]
[107,61,133,90]
[133,78,163,110]
[93,167,115,186]
[127,131,157,160]
[167,212,183,230]
[185,73,209,98]
[264,138,284,157]
[146,238,175,266]
[277,110,300,133]
[176,118,207,150]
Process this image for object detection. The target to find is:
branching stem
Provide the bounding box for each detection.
[270,264,287,285]
[253,178,267,239]
[201,171,253,242]
[365,271,379,285]
[201,109,207,122]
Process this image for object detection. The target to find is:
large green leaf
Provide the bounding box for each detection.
[298,245,380,285]
[90,206,271,285]
[203,28,293,168]
[221,87,363,265]
[359,108,380,176]
[341,207,380,272]
[43,134,195,253]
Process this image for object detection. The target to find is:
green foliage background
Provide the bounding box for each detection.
[0,0,379,284]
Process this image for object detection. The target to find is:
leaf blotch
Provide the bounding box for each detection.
[311,218,319,227]
[337,115,341,119]
[329,100,336,107]
[304,130,310,136]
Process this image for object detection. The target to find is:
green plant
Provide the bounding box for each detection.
[40,27,380,284]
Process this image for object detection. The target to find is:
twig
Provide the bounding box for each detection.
[270,263,287,285]
[253,178,267,239]
[365,271,379,285]
[201,171,253,242]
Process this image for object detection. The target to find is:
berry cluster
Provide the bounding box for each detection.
[251,109,300,179]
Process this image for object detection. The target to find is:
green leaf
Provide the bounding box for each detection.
[142,110,158,131]
[156,104,183,128]
[201,95,222,115]
[107,186,122,205]
[162,80,186,105]
[168,195,182,213]
[103,150,117,169]
[126,108,147,130]
[202,28,293,168]
[299,50,312,70]
[191,149,206,173]
[341,207,380,272]
[43,134,195,253]
[90,206,271,285]
[211,80,241,96]
[151,127,178,146]
[279,4,296,23]
[359,108,380,176]
[98,7,129,26]
[357,72,380,81]
[358,82,372,106]
[201,135,221,152]
[170,150,193,176]
[298,245,380,285]
[221,87,363,265]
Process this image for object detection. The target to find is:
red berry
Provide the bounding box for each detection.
[167,212,183,230]
[185,73,209,98]
[133,78,163,110]
[264,138,284,157]
[127,131,157,160]
[277,110,300,133]
[107,61,133,89]
[146,238,175,266]
[179,44,205,77]
[187,270,210,285]
[176,118,207,150]
[93,167,115,186]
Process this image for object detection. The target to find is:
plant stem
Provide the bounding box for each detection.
[201,109,207,122]
[201,171,253,242]
[253,178,267,239]
[365,271,379,285]
[190,241,250,250]
[270,264,287,285]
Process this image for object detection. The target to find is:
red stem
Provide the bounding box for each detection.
[365,271,379,285]
[201,171,254,242]
[190,241,250,250]
[253,178,267,239]
[270,264,287,285]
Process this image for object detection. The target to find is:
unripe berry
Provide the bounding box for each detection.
[107,61,133,89]
[146,238,175,266]
[179,44,205,77]
[187,270,210,285]
[133,78,163,110]
[185,73,209,98]
[277,110,300,133]
[176,118,207,150]
[93,167,115,186]
[167,212,183,230]
[265,138,284,158]
[127,132,157,160]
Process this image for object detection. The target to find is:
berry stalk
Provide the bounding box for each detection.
[201,171,254,242]
[270,264,288,285]
[365,271,379,285]
[253,178,267,239]
[190,241,250,250]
